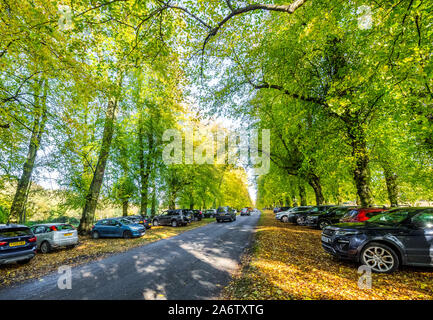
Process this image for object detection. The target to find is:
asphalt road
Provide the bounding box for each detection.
[0,212,260,300]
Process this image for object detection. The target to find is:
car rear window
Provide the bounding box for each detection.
[56,224,75,231]
[0,227,32,237]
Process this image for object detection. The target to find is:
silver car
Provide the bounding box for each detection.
[30,223,79,253]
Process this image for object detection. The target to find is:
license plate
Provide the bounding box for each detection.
[321,235,331,244]
[64,233,73,236]
[9,241,26,247]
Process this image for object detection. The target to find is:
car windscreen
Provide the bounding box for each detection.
[0,227,32,237]
[367,209,415,225]
[217,207,228,213]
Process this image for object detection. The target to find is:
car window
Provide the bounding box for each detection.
[0,227,32,237]
[118,219,132,225]
[411,210,433,228]
[56,224,75,231]
[33,226,47,234]
[98,220,109,225]
[367,209,415,225]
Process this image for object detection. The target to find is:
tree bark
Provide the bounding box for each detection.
[298,181,307,206]
[382,163,398,207]
[122,199,128,216]
[307,173,324,205]
[78,97,117,234]
[151,183,157,217]
[10,80,48,223]
[348,125,373,207]
[138,120,154,215]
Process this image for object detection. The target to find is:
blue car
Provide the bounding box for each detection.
[0,224,37,265]
[91,218,145,239]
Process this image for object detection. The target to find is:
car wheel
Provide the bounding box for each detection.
[40,241,51,254]
[318,220,330,230]
[92,231,100,239]
[17,258,32,264]
[123,230,132,239]
[360,242,399,273]
[152,219,159,226]
[281,216,289,223]
[171,220,178,227]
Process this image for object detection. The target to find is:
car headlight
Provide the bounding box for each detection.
[335,230,360,236]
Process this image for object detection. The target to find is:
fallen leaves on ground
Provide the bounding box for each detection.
[0,218,214,288]
[223,211,433,300]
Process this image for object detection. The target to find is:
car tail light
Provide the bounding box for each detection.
[91,225,95,229]
[0,241,7,246]
[28,236,37,243]
[49,226,57,231]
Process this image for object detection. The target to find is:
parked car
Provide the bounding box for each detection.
[216,206,237,223]
[0,224,37,265]
[204,209,217,218]
[91,218,145,239]
[321,207,433,273]
[30,223,78,253]
[240,208,251,216]
[190,209,203,221]
[152,210,189,227]
[274,206,291,214]
[340,207,387,223]
[123,215,151,229]
[295,205,336,225]
[276,206,313,223]
[306,206,358,229]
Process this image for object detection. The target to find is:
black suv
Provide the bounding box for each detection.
[306,206,358,229]
[216,206,237,223]
[189,209,203,221]
[321,207,433,273]
[294,205,335,225]
[152,210,189,227]
[0,224,37,265]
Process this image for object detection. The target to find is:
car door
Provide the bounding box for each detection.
[97,220,110,236]
[400,209,433,265]
[107,220,122,236]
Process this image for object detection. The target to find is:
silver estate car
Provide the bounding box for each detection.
[30,223,78,253]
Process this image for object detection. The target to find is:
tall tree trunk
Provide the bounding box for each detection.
[168,191,176,210]
[348,125,373,207]
[10,80,48,223]
[307,173,324,205]
[151,184,157,217]
[138,123,154,215]
[78,97,117,234]
[382,163,398,207]
[189,194,194,210]
[285,195,291,207]
[122,199,128,216]
[298,180,307,206]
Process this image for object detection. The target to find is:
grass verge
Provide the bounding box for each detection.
[0,218,214,288]
[222,210,433,300]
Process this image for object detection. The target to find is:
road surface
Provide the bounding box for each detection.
[0,213,260,300]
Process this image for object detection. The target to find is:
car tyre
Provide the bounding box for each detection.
[152,219,159,226]
[92,231,100,239]
[281,216,289,223]
[123,230,132,239]
[171,220,178,227]
[40,241,51,254]
[360,242,399,273]
[318,220,330,230]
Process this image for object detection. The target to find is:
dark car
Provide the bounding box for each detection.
[340,207,387,223]
[321,207,433,273]
[276,206,313,223]
[306,206,358,229]
[190,209,203,221]
[91,218,145,239]
[216,206,236,223]
[152,209,189,227]
[240,208,251,216]
[0,224,37,265]
[294,205,336,225]
[204,209,216,218]
[123,215,151,229]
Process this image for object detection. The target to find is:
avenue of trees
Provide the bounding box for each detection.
[1,0,432,231]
